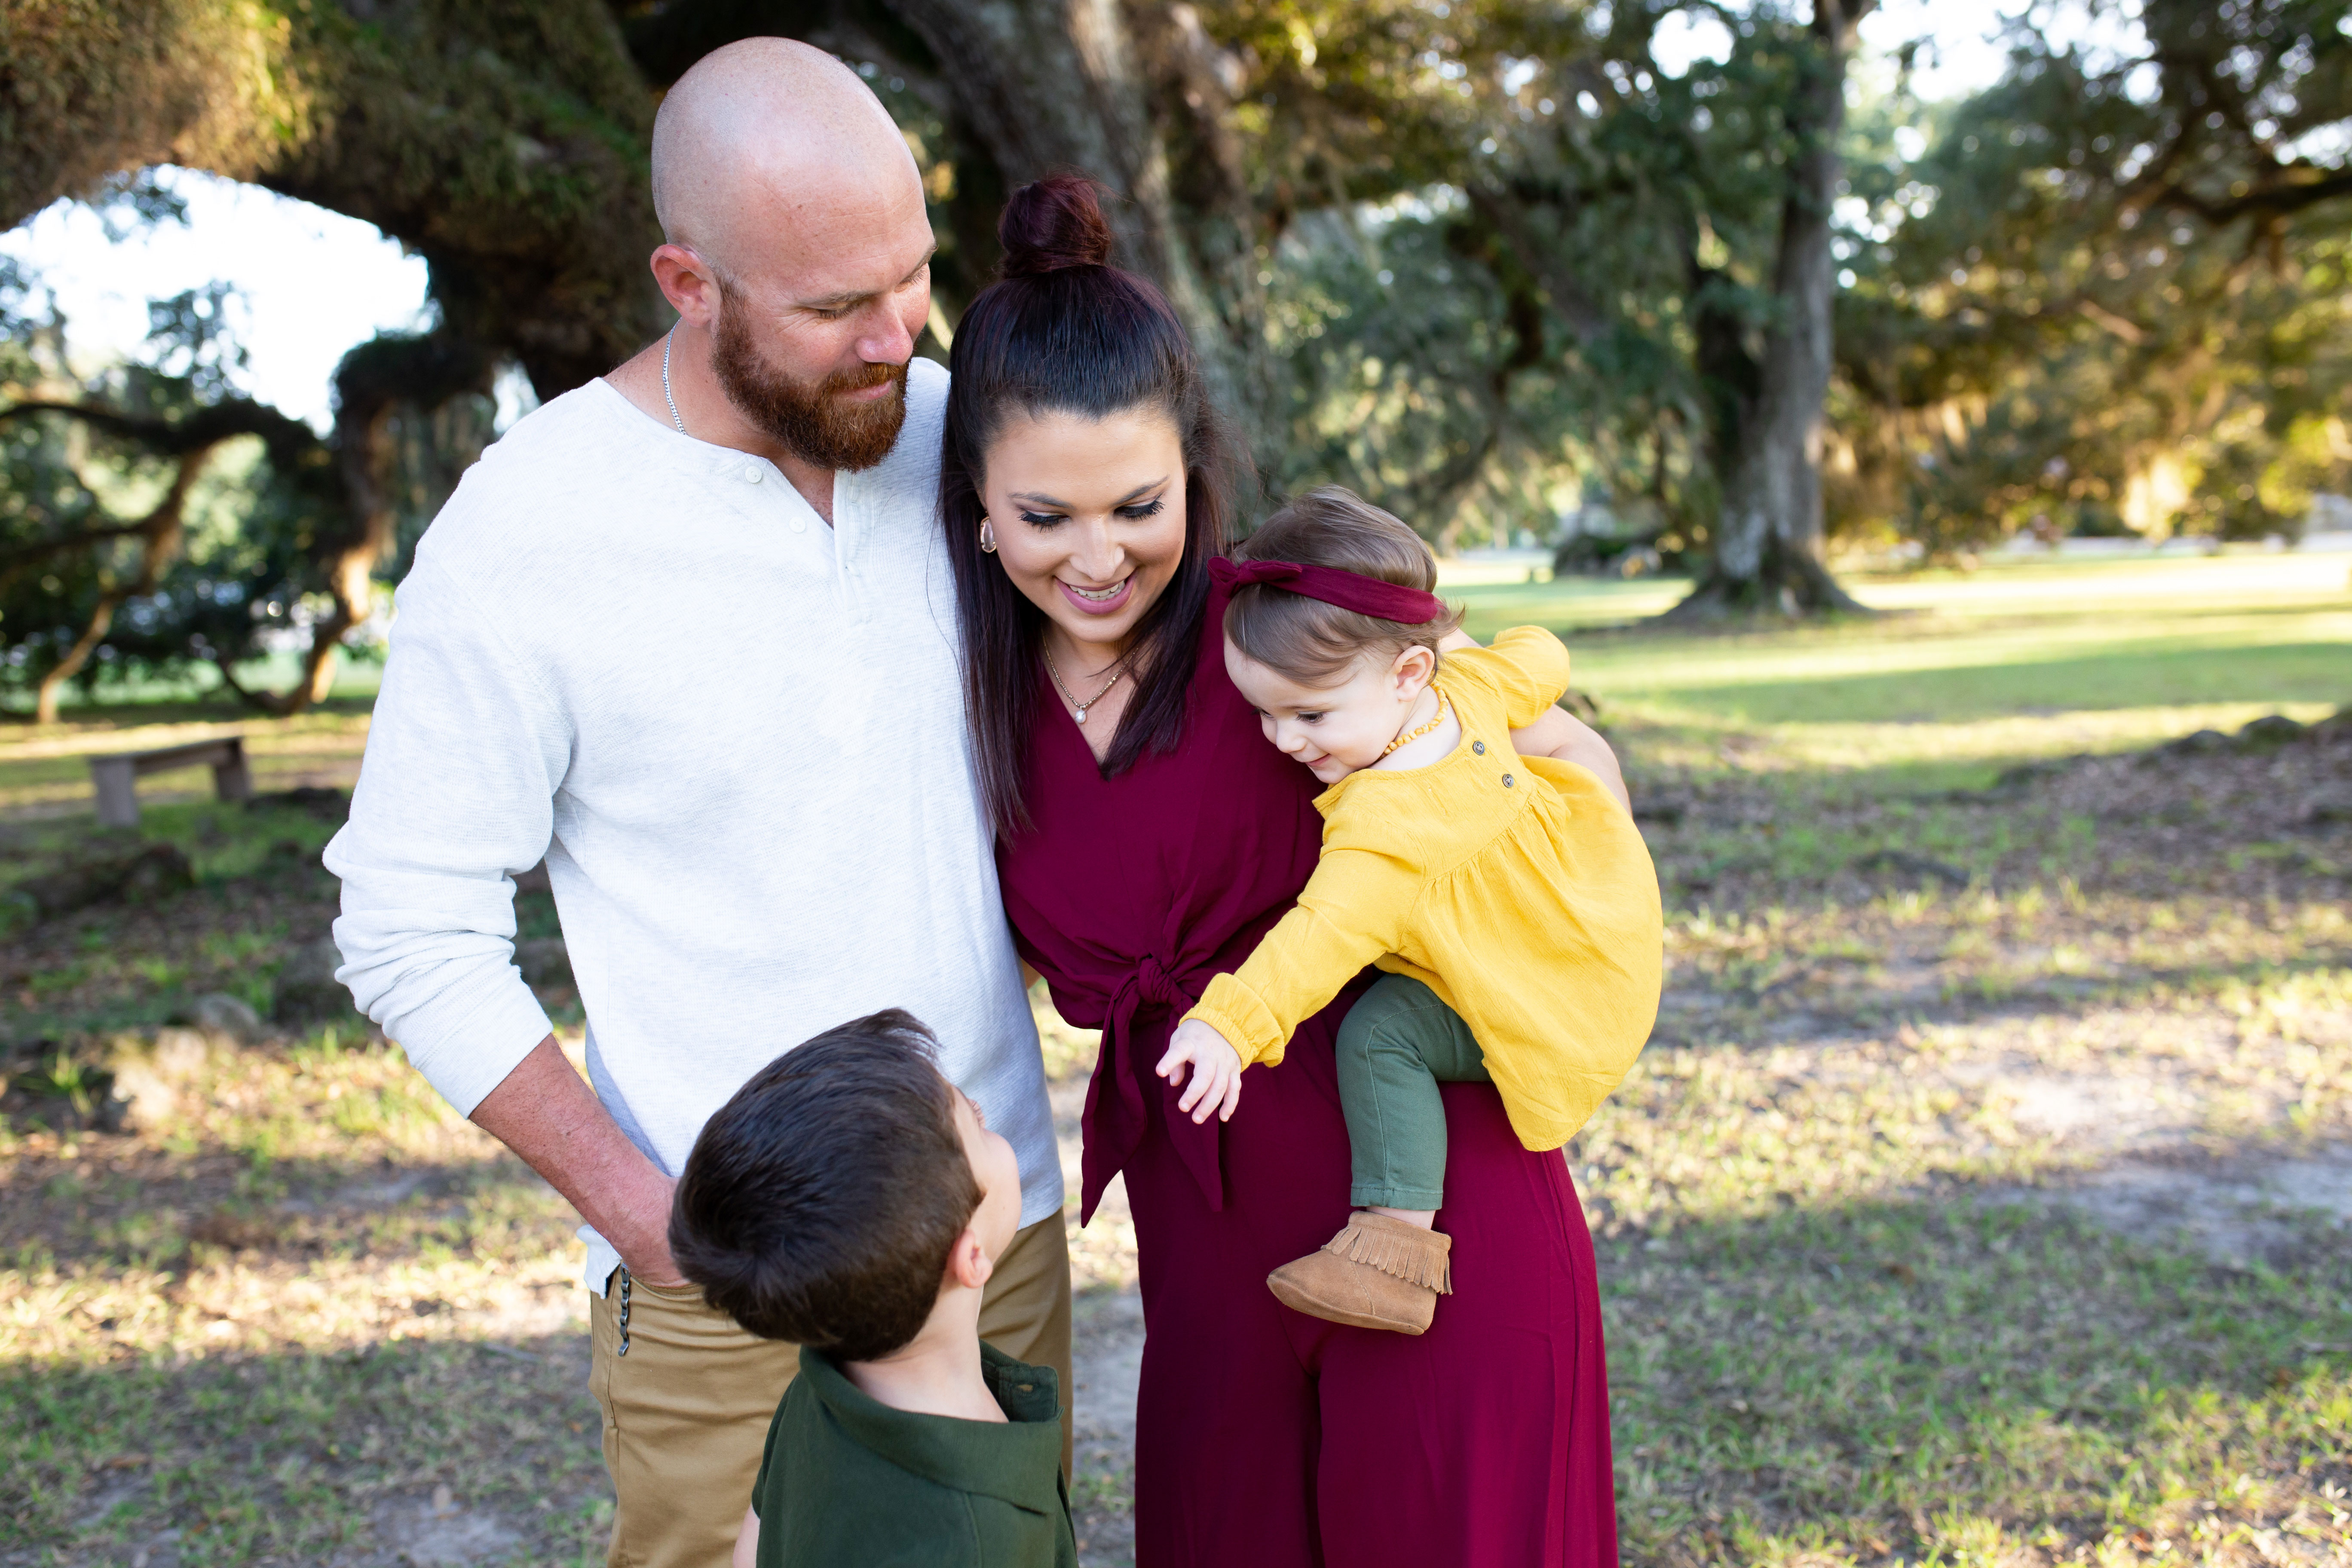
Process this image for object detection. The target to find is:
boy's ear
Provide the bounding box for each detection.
[945,1227,995,1293]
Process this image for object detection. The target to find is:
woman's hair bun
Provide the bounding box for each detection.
[998,173,1115,277]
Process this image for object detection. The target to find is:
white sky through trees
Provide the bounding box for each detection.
[1,167,432,427]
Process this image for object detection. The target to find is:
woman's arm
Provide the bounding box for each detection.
[1439,628,1630,813]
[1510,708,1631,814]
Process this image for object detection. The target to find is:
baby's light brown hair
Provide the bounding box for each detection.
[1226,486,1464,686]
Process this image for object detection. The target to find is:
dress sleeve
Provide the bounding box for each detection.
[1184,846,1415,1069]
[1451,625,1573,730]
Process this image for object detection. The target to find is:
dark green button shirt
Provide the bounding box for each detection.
[753,1341,1078,1568]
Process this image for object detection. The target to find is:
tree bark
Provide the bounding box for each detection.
[0,0,306,232]
[35,594,119,726]
[881,0,1277,462]
[1668,0,1874,621]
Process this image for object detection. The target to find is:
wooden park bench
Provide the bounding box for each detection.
[88,736,253,827]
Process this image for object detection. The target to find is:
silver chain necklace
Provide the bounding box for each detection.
[661,324,686,435]
[1044,648,1125,726]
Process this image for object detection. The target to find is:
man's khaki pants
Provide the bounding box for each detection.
[586,1214,1072,1568]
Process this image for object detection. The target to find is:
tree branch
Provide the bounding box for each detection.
[0,522,155,580]
[2166,165,2352,226]
[0,396,325,462]
[2073,297,2148,344]
[28,443,219,721]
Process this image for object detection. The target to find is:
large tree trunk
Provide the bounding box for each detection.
[882,0,1278,463]
[1669,0,1873,621]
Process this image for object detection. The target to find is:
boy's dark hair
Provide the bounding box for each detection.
[669,1009,983,1363]
[1227,485,1463,686]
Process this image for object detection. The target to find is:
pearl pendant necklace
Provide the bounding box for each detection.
[1045,647,1125,726]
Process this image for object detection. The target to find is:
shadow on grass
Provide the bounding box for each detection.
[21,1191,2328,1567]
[6,1146,573,1278]
[1,1331,610,1567]
[1599,1189,2352,1567]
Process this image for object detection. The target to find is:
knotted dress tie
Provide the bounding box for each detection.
[1079,951,1225,1222]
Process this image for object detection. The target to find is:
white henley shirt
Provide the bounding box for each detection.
[325,359,1061,1291]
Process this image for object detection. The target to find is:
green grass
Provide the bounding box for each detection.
[2,549,2348,1567]
[1605,1204,2350,1566]
[1,1036,608,1565]
[0,798,345,1041]
[2,654,384,721]
[1457,552,2350,796]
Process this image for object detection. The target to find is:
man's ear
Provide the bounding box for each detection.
[944,1227,995,1293]
[650,243,723,328]
[1390,643,1437,698]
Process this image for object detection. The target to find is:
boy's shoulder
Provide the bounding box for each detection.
[756,1344,1075,1568]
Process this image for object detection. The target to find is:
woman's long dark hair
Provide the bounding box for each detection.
[940,174,1246,839]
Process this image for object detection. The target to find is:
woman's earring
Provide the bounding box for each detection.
[979,519,998,554]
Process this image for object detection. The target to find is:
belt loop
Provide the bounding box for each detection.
[616,1266,632,1357]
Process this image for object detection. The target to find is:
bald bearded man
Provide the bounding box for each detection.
[325,40,1069,1568]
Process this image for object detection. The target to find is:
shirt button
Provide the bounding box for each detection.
[741,465,763,483]
[1502,773,1515,788]
[1472,740,1486,755]
[790,516,806,533]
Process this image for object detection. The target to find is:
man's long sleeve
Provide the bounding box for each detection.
[325,554,570,1116]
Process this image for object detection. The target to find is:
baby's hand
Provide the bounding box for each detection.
[1155,1020,1244,1124]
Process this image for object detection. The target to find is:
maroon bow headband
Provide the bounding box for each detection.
[1207,557,1448,625]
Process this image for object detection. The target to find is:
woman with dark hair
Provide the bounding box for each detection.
[940,175,1620,1566]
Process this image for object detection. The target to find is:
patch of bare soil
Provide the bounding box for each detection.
[2024,1148,2352,1266]
[1631,714,2352,1254]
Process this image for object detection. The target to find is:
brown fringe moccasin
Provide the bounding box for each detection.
[1265,1210,1453,1335]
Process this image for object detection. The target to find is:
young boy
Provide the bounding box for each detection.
[669,1009,1077,1568]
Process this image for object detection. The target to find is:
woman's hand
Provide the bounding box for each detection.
[1156,1020,1245,1124]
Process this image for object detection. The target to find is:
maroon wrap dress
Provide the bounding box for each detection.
[997,585,1620,1568]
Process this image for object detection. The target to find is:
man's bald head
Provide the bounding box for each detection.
[638,38,934,478]
[652,38,922,277]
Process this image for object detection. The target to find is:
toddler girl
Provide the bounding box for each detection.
[1156,486,1663,1334]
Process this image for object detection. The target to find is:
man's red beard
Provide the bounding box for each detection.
[711,287,909,472]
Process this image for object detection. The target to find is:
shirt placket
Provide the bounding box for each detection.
[830,476,870,626]
[717,453,845,598]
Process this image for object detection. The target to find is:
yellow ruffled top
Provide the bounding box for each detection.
[1185,627,1663,1152]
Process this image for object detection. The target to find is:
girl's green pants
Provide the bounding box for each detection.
[1335,974,1493,1210]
